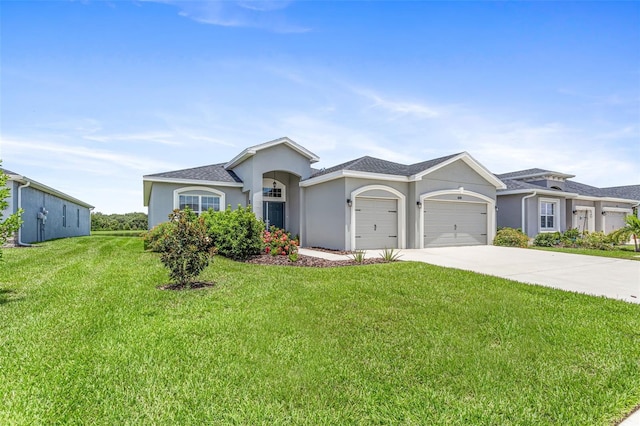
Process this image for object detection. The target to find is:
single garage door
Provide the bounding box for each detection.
[424,201,487,247]
[355,198,398,249]
[604,211,627,234]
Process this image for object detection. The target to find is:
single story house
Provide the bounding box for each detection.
[144,137,506,250]
[496,169,640,238]
[1,168,94,245]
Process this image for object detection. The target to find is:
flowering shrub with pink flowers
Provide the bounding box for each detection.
[263,226,299,259]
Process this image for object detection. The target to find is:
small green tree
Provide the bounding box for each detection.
[156,209,213,287]
[610,215,640,252]
[0,164,23,259]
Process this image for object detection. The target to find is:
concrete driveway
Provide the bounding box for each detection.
[300,246,640,304]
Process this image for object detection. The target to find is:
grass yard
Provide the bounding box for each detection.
[1,237,639,425]
[533,245,640,261]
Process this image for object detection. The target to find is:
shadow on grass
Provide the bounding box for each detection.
[0,288,22,305]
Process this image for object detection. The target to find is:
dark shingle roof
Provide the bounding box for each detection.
[601,185,640,201]
[564,180,607,197]
[310,153,463,178]
[145,163,242,183]
[496,168,553,179]
[500,179,559,192]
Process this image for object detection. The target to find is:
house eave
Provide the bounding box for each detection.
[7,174,94,209]
[300,170,409,187]
[498,189,579,198]
[574,195,639,203]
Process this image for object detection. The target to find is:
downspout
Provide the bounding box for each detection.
[521,192,537,236]
[17,180,33,247]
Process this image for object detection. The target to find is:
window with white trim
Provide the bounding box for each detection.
[178,194,220,214]
[174,187,226,215]
[539,199,559,231]
[262,178,286,201]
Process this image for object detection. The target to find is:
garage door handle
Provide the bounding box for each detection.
[454,224,457,230]
[374,224,377,231]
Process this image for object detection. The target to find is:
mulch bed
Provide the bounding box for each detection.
[158,252,387,290]
[244,254,387,267]
[158,281,216,291]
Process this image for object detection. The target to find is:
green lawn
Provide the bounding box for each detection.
[532,245,640,261]
[1,237,639,425]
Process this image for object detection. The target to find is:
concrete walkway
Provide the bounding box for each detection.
[299,246,640,304]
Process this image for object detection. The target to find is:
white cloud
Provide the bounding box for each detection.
[350,87,441,119]
[141,0,309,33]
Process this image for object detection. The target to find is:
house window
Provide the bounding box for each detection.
[262,187,282,198]
[539,199,559,231]
[178,194,220,214]
[173,187,226,215]
[63,205,67,227]
[77,209,80,228]
[262,178,286,201]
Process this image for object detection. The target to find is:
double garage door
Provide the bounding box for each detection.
[423,201,487,248]
[354,197,488,249]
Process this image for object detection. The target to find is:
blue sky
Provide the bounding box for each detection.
[1,0,638,214]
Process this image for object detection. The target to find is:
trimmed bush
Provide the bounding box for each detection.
[533,232,562,247]
[576,231,613,251]
[202,205,265,260]
[493,227,529,248]
[156,209,213,287]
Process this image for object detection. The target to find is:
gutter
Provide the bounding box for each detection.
[17,180,33,247]
[521,192,537,235]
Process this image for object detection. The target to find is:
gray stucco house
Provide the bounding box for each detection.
[1,168,94,245]
[144,137,506,250]
[496,169,639,238]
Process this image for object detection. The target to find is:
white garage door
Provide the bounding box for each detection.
[424,201,487,247]
[604,211,627,234]
[355,198,398,249]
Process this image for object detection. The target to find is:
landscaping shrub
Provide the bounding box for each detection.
[561,228,581,244]
[202,205,265,260]
[143,221,175,252]
[493,227,529,248]
[263,226,299,257]
[533,232,562,247]
[156,209,213,287]
[575,231,613,251]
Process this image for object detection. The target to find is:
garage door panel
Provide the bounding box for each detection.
[356,198,398,249]
[424,201,487,247]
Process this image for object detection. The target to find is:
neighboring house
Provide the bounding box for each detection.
[496,169,640,238]
[144,137,506,250]
[1,168,94,245]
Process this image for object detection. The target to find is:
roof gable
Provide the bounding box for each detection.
[225,137,320,170]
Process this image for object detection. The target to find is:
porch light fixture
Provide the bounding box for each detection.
[601,211,607,216]
[416,201,422,208]
[347,198,352,207]
[572,210,577,215]
[272,171,277,189]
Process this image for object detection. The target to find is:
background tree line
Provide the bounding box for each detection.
[91,212,147,231]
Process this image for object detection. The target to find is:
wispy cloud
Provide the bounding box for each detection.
[1,137,177,174]
[350,87,442,119]
[141,0,309,33]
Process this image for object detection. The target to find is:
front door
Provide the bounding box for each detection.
[263,201,285,230]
